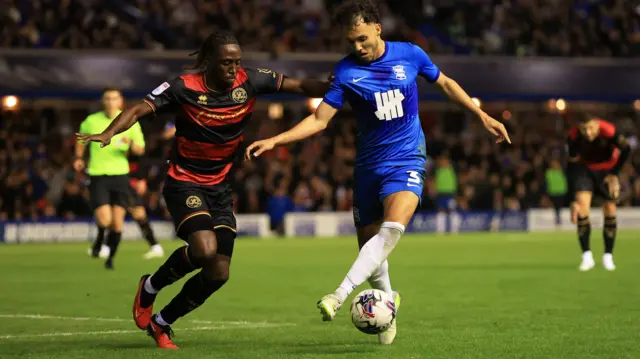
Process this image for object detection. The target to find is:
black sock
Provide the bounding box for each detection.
[92,226,106,254]
[145,246,200,306]
[604,216,617,254]
[159,272,227,325]
[577,216,591,252]
[137,218,158,246]
[107,231,122,260]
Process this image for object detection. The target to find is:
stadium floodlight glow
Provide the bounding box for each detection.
[555,98,567,112]
[502,110,512,120]
[308,98,323,111]
[2,95,19,110]
[268,103,284,120]
[471,97,481,108]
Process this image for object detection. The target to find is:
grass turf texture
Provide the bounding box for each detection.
[1,232,639,359]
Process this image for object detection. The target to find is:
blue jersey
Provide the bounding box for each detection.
[323,42,440,169]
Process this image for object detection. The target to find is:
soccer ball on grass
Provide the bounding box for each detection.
[349,289,396,334]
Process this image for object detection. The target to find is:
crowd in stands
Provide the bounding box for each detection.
[3,0,639,56]
[1,106,639,233]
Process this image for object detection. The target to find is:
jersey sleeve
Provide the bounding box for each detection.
[411,45,441,83]
[143,78,181,114]
[128,122,146,147]
[322,64,345,109]
[246,68,284,95]
[78,118,90,135]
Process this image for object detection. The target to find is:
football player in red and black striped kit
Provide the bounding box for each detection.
[77,30,331,349]
[566,114,630,272]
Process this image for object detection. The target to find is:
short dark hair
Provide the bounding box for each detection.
[333,0,381,28]
[187,30,239,70]
[578,112,596,124]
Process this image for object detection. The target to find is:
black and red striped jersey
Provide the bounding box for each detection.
[143,68,284,185]
[567,120,627,171]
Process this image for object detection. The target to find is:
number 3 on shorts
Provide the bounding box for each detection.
[406,171,421,187]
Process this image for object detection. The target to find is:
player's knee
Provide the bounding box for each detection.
[188,231,218,266]
[603,202,617,217]
[95,207,112,227]
[110,214,126,232]
[575,202,590,217]
[212,256,231,282]
[379,221,405,256]
[131,207,147,221]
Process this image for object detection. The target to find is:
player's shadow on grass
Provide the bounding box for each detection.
[289,342,379,355]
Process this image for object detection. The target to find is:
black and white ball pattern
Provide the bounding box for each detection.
[350,289,396,335]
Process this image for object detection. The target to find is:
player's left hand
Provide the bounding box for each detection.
[604,174,620,200]
[479,114,511,144]
[245,138,276,160]
[76,132,113,148]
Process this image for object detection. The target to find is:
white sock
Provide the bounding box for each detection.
[155,313,169,326]
[582,250,594,260]
[144,276,159,294]
[368,260,392,296]
[335,222,404,302]
[150,244,163,251]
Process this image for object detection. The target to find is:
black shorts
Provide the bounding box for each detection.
[89,175,132,210]
[573,166,615,202]
[163,176,236,256]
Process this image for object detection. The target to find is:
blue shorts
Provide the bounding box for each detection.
[353,164,426,227]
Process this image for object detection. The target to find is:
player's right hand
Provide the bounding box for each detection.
[480,114,511,144]
[73,158,85,172]
[245,138,276,160]
[76,132,113,148]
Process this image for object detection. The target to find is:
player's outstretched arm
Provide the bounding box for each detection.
[280,78,331,98]
[76,102,153,148]
[245,101,338,159]
[434,72,511,144]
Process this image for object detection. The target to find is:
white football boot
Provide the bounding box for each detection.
[602,253,616,271]
[579,251,595,272]
[317,293,343,321]
[143,244,165,259]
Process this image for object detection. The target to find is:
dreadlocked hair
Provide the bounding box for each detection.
[333,0,381,28]
[186,30,239,70]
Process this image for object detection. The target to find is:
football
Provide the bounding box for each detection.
[349,289,396,335]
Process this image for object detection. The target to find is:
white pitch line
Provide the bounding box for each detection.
[0,314,295,327]
[0,324,283,340]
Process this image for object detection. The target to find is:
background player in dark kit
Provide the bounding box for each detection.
[567,114,630,271]
[77,30,331,349]
[127,155,165,259]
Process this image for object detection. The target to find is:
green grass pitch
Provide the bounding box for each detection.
[1,232,639,359]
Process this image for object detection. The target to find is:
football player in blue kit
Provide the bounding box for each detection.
[246,0,511,345]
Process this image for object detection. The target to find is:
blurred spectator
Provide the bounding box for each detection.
[545,159,568,224]
[266,176,293,235]
[1,0,637,57]
[1,104,639,238]
[434,155,457,212]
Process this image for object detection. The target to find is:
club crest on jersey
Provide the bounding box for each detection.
[186,196,202,208]
[232,88,248,103]
[197,95,207,105]
[392,65,406,80]
[152,82,170,96]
